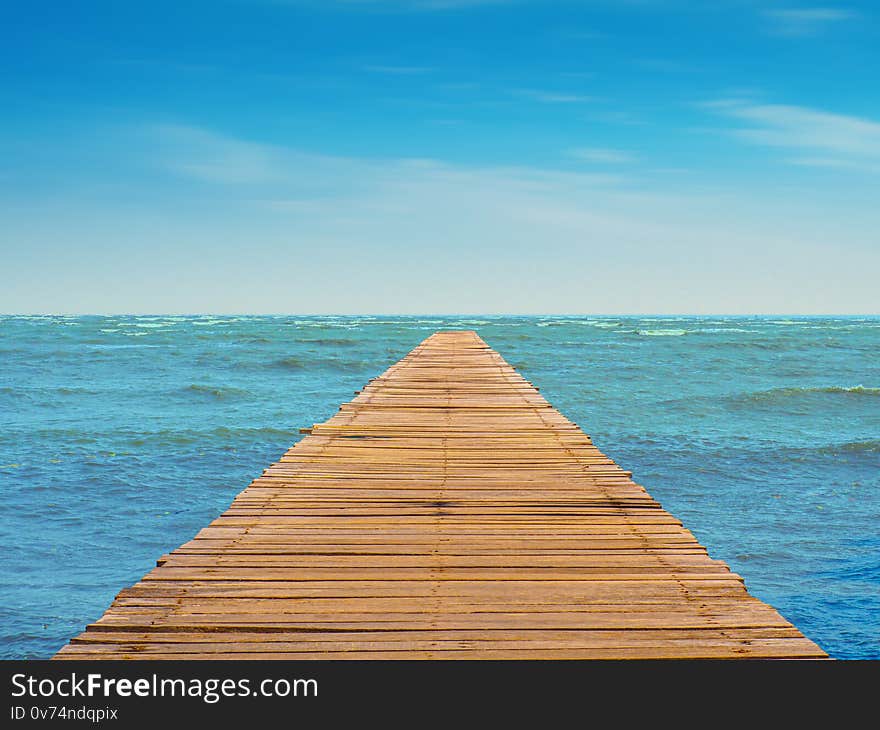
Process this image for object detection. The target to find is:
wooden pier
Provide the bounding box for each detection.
[56,331,826,659]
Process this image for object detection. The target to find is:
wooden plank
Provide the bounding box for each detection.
[54,330,826,660]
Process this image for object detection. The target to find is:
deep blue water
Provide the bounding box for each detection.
[1,315,877,659]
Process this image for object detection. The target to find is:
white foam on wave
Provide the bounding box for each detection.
[638,329,687,336]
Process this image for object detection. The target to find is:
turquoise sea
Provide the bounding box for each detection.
[1,315,877,659]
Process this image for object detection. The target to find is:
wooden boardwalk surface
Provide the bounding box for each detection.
[56,331,826,659]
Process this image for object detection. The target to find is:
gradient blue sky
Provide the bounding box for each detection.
[2,0,878,313]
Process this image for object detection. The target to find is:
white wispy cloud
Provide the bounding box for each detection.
[149,124,389,197]
[582,110,646,127]
[763,7,857,37]
[788,156,880,174]
[149,123,629,194]
[10,120,880,313]
[704,99,880,173]
[569,147,636,164]
[515,89,599,104]
[152,125,287,184]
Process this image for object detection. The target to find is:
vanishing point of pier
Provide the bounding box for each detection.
[56,331,825,659]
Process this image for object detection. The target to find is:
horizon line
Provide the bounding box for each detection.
[2,312,879,318]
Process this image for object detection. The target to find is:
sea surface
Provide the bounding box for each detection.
[1,315,877,659]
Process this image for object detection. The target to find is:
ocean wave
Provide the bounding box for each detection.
[820,386,880,395]
[816,440,880,455]
[636,329,687,337]
[273,356,306,370]
[694,338,807,352]
[193,333,273,344]
[183,384,251,399]
[271,355,371,372]
[239,336,273,344]
[56,387,98,396]
[297,338,359,347]
[745,385,880,401]
[136,425,296,446]
[87,343,163,349]
[192,319,233,327]
[291,321,361,329]
[9,425,298,449]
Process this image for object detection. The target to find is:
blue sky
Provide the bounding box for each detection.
[1,0,878,313]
